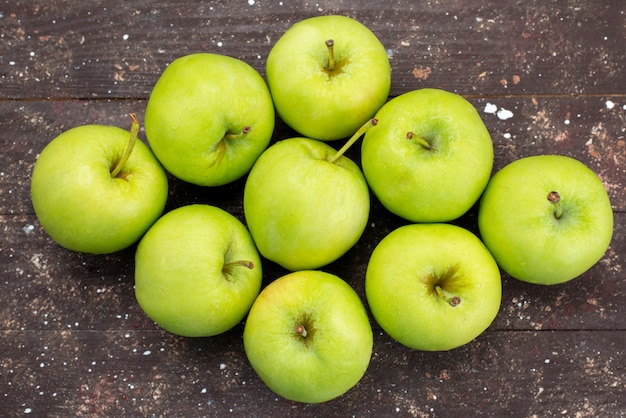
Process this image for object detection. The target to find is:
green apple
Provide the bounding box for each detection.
[30,115,168,254]
[145,53,275,186]
[361,88,494,223]
[243,270,373,403]
[478,154,614,285]
[366,223,502,351]
[243,121,374,271]
[266,15,391,141]
[134,204,262,337]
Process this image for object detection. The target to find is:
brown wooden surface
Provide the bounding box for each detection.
[1,1,625,416]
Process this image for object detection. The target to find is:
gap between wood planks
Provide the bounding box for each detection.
[2,93,626,103]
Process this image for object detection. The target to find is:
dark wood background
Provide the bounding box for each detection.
[1,1,624,416]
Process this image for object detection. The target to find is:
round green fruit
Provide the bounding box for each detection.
[145,53,275,186]
[478,154,614,285]
[361,88,494,223]
[30,122,168,254]
[243,270,373,403]
[366,223,502,351]
[243,136,370,271]
[266,15,391,140]
[135,204,262,337]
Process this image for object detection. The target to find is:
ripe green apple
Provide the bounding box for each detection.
[478,154,614,285]
[243,121,374,271]
[134,204,262,337]
[361,88,494,223]
[243,270,373,403]
[30,116,168,254]
[266,15,391,141]
[145,53,275,186]
[366,223,502,351]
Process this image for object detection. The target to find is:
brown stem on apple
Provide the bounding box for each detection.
[295,324,308,338]
[223,260,255,270]
[328,118,378,164]
[224,126,251,140]
[435,285,461,307]
[325,39,335,71]
[547,191,563,219]
[110,113,139,178]
[406,131,431,150]
[222,260,254,281]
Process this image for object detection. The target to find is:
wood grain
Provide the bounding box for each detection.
[1,1,624,99]
[1,329,623,416]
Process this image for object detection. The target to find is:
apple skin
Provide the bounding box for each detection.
[243,137,370,271]
[478,155,614,285]
[134,204,262,337]
[30,124,168,254]
[243,270,373,404]
[361,88,494,223]
[266,15,391,141]
[366,223,502,351]
[145,53,275,187]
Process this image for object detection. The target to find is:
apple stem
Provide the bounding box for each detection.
[110,113,139,178]
[326,39,335,71]
[406,131,431,150]
[548,191,563,219]
[223,260,255,270]
[328,118,378,164]
[224,126,251,140]
[295,324,308,338]
[435,285,461,307]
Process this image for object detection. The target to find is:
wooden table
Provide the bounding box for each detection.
[2,1,624,416]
